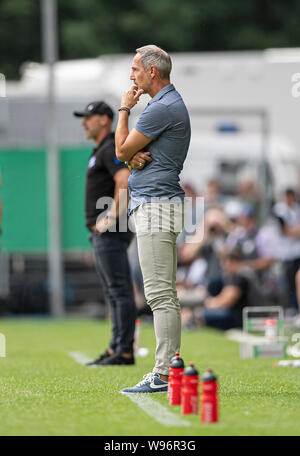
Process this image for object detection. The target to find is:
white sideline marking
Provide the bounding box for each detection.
[69,351,93,365]
[122,393,190,427]
[225,329,266,344]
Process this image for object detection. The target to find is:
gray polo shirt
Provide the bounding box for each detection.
[128,84,191,214]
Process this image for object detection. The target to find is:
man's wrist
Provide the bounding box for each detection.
[91,225,99,234]
[118,106,131,115]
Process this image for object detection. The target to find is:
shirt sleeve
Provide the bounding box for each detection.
[135,102,172,140]
[224,274,248,291]
[102,144,127,178]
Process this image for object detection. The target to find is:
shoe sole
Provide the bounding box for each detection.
[120,390,167,394]
[86,363,135,367]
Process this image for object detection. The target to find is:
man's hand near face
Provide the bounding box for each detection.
[121,85,144,110]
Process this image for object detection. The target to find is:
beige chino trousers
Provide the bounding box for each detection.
[133,202,184,375]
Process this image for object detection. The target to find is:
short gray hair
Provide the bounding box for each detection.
[136,45,172,80]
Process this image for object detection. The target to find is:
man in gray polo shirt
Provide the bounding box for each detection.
[116,45,190,393]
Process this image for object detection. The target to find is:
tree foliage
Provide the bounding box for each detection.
[0,0,300,79]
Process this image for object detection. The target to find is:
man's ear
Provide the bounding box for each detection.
[150,65,158,79]
[100,115,110,127]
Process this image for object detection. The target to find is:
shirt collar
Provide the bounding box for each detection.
[93,132,114,153]
[148,83,175,105]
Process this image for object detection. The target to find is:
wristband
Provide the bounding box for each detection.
[118,107,130,115]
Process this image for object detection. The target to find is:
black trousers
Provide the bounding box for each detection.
[90,231,136,354]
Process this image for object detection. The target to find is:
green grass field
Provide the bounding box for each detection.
[0,317,299,436]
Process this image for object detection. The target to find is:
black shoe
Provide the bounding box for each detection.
[86,349,112,366]
[98,353,135,366]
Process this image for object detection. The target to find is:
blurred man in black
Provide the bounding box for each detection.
[74,101,136,365]
[204,248,253,330]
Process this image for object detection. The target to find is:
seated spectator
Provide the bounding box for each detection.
[177,208,232,293]
[225,203,278,297]
[203,248,256,330]
[273,188,300,314]
[179,207,231,266]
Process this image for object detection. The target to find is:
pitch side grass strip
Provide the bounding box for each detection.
[121,393,191,428]
[1,319,300,435]
[70,349,191,428]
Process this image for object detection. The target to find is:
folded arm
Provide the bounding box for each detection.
[115,85,152,162]
[116,122,152,162]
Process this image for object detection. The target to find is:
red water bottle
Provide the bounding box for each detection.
[168,352,177,400]
[168,352,180,400]
[168,353,184,405]
[181,363,199,415]
[201,367,218,423]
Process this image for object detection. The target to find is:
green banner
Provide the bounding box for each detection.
[0,147,92,252]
